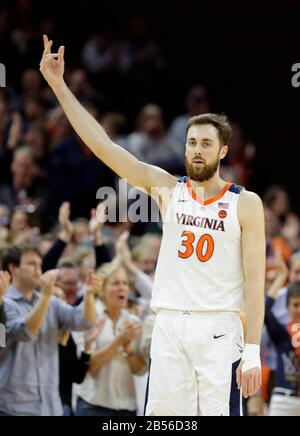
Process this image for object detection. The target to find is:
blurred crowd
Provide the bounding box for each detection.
[0,0,300,417]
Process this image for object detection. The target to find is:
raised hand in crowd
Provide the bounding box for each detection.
[118,319,142,354]
[115,231,139,276]
[7,112,23,150]
[27,269,59,336]
[82,271,101,325]
[58,202,73,243]
[89,203,106,246]
[268,251,289,300]
[86,271,104,297]
[40,269,60,298]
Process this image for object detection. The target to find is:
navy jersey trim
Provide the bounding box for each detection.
[144,359,151,416]
[229,184,244,195]
[178,176,188,184]
[230,359,243,416]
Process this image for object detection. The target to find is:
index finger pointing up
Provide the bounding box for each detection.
[43,35,49,49]
[43,35,52,56]
[43,34,49,49]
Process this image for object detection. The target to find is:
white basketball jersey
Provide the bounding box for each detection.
[151,177,245,313]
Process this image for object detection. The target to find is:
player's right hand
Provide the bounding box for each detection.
[237,363,262,399]
[40,35,65,90]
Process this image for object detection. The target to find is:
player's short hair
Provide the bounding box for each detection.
[287,281,300,306]
[1,244,41,272]
[186,113,233,147]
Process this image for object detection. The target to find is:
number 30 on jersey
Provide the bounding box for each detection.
[178,231,215,263]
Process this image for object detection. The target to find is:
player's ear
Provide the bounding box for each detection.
[220,145,228,160]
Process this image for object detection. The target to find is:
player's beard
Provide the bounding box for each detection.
[186,154,220,182]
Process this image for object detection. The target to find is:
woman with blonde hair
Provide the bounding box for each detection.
[76,261,146,416]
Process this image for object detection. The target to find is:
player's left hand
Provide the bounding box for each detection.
[236,363,262,399]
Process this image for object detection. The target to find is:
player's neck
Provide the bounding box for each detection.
[189,174,227,201]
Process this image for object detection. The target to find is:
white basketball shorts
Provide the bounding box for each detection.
[145,310,244,416]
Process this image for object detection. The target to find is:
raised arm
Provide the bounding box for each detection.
[237,191,266,399]
[267,254,289,301]
[39,36,177,194]
[42,202,73,272]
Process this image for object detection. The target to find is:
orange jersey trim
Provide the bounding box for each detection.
[186,178,232,206]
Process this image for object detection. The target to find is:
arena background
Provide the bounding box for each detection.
[1,0,300,208]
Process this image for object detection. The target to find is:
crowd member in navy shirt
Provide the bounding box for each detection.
[265,258,300,416]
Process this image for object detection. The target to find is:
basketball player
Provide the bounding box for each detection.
[40,35,266,416]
